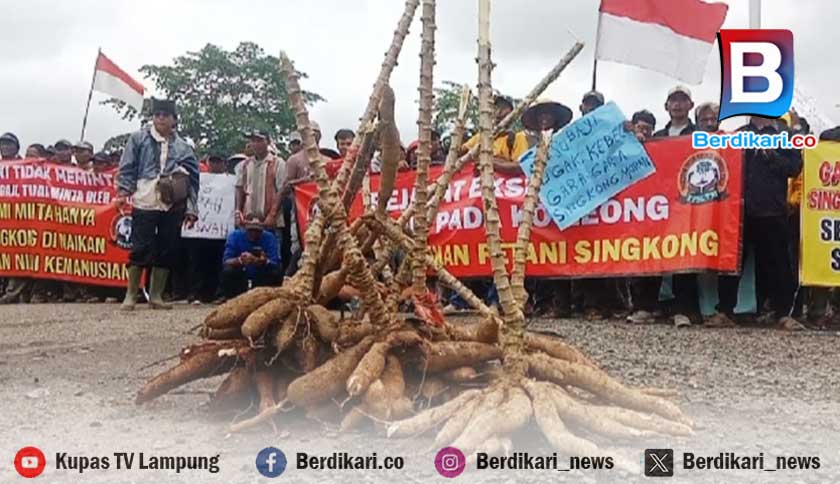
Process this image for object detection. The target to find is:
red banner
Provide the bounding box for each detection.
[0,159,130,286]
[294,136,743,277]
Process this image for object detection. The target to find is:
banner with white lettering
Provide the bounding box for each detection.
[294,137,743,278]
[0,159,129,286]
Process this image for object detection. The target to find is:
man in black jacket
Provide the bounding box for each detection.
[653,86,696,138]
[717,116,802,327]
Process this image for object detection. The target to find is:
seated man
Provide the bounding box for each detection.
[220,213,282,299]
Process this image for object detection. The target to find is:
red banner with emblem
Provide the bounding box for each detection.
[0,159,130,286]
[294,136,743,277]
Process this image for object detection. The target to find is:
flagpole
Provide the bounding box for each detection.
[591,12,602,91]
[749,0,761,28]
[80,47,101,142]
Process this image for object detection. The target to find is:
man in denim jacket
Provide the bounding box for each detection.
[115,98,199,310]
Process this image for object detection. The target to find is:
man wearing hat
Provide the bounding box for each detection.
[288,131,303,156]
[235,130,286,232]
[639,86,699,327]
[73,141,95,169]
[281,121,330,200]
[580,90,605,116]
[279,121,331,276]
[76,151,123,303]
[227,153,247,175]
[518,99,574,317]
[0,132,21,160]
[219,213,282,299]
[115,98,199,311]
[53,139,74,165]
[461,94,531,173]
[522,98,573,133]
[653,86,696,138]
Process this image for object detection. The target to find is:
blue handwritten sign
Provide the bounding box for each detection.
[519,101,655,230]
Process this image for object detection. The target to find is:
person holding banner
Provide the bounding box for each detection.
[461,94,530,174]
[652,86,699,328]
[73,141,94,169]
[630,110,656,141]
[0,133,20,302]
[115,98,199,311]
[185,154,231,304]
[53,139,74,165]
[717,116,803,330]
[791,125,837,329]
[220,213,282,299]
[694,102,720,133]
[579,90,605,116]
[0,132,20,160]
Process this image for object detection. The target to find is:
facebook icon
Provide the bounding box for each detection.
[256,447,287,478]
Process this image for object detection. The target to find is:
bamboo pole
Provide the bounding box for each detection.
[331,0,420,197]
[476,0,520,323]
[412,0,437,293]
[312,0,419,286]
[510,130,552,307]
[426,85,471,223]
[281,52,390,327]
[397,41,585,226]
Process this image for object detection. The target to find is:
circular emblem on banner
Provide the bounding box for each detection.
[110,214,133,250]
[308,196,322,222]
[678,150,729,205]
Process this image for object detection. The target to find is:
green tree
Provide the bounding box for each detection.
[433,81,479,135]
[103,133,131,153]
[105,42,324,156]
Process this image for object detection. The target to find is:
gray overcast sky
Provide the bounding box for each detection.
[0,0,834,153]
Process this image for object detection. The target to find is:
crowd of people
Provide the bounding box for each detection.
[0,90,837,331]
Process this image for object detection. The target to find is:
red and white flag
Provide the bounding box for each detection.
[93,52,145,110]
[596,0,728,84]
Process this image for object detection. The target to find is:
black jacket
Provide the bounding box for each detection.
[737,123,802,217]
[653,119,696,138]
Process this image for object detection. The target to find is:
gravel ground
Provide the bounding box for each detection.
[0,303,838,483]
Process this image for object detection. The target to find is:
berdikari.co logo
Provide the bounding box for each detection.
[718,29,794,120]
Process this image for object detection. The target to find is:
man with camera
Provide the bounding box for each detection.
[219,213,282,300]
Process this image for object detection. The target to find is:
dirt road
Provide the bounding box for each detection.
[1,303,838,483]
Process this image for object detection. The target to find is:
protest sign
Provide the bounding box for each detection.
[801,143,840,286]
[295,136,742,278]
[0,160,129,287]
[181,173,236,240]
[519,101,655,229]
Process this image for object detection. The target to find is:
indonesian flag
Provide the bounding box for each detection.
[93,52,145,110]
[596,0,728,84]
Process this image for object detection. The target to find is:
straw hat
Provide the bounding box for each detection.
[522,98,573,131]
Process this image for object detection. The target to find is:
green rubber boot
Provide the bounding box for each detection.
[149,267,173,310]
[120,266,143,311]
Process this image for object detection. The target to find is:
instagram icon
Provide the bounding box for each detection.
[435,447,466,478]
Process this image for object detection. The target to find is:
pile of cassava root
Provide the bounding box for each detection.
[135,0,694,467]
